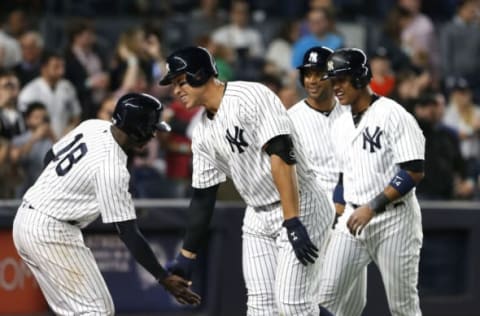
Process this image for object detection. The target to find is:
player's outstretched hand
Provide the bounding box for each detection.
[283,217,319,266]
[160,274,201,305]
[167,253,196,281]
[347,205,375,236]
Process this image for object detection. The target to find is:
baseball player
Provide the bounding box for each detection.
[318,48,425,316]
[288,46,367,315]
[12,93,201,315]
[159,46,334,316]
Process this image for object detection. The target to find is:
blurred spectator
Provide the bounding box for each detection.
[0,136,12,198]
[414,92,474,200]
[398,0,440,73]
[161,100,202,198]
[376,5,414,72]
[13,31,43,87]
[440,0,480,101]
[291,8,344,68]
[390,65,433,112]
[278,85,300,109]
[0,69,24,139]
[265,19,301,79]
[389,69,420,112]
[369,47,396,96]
[4,9,28,39]
[259,73,283,95]
[18,51,81,138]
[189,0,228,42]
[196,35,235,81]
[110,27,165,95]
[211,0,264,59]
[443,77,480,186]
[129,136,170,198]
[64,18,109,120]
[9,102,55,197]
[96,95,116,121]
[0,18,21,68]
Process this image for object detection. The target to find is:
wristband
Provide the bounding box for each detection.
[389,169,416,196]
[367,192,390,214]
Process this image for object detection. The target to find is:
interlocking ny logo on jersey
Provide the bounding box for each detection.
[226,126,249,153]
[362,126,383,153]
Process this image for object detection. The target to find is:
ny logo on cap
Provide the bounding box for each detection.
[308,52,318,63]
[327,60,334,71]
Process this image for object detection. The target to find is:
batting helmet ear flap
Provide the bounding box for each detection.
[350,64,372,89]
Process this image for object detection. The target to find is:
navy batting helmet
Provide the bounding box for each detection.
[297,46,333,86]
[112,93,171,143]
[159,46,218,87]
[323,48,372,89]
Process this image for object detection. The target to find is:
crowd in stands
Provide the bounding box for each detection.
[0,0,480,200]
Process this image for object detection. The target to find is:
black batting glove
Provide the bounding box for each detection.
[282,217,319,265]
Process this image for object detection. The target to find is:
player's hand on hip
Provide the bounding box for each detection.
[347,205,375,236]
[160,274,201,305]
[283,217,319,266]
[167,253,196,281]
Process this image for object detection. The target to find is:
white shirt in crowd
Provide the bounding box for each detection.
[18,77,82,138]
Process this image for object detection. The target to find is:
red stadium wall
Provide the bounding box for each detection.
[0,231,48,314]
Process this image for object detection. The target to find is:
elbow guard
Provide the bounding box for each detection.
[265,135,297,165]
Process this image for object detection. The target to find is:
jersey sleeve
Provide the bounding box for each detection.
[246,84,292,147]
[191,133,227,189]
[94,157,136,223]
[388,107,426,164]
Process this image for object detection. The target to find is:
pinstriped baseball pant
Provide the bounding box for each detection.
[242,189,334,316]
[12,203,114,316]
[318,198,423,316]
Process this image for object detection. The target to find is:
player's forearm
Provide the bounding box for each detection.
[182,185,219,253]
[115,220,168,281]
[270,155,300,220]
[369,169,424,213]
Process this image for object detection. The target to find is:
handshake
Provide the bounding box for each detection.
[161,252,199,305]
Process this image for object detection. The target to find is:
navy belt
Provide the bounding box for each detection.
[350,201,405,212]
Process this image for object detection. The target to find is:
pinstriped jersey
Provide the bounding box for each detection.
[24,119,136,227]
[331,97,425,204]
[288,99,348,194]
[191,81,318,207]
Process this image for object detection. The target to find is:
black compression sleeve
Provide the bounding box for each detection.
[183,184,219,253]
[115,220,168,281]
[399,159,424,173]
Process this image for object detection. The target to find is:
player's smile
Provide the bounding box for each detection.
[331,76,352,104]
